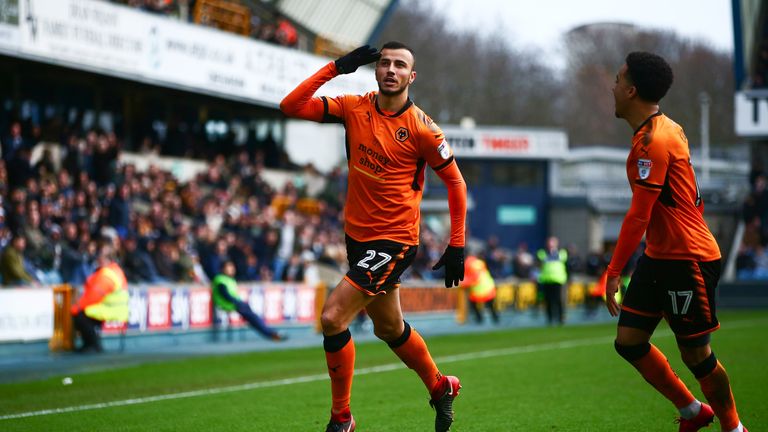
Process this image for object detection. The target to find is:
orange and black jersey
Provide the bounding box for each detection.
[280,62,466,246]
[608,112,720,276]
[627,112,719,261]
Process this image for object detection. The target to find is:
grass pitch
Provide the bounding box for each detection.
[1,310,766,431]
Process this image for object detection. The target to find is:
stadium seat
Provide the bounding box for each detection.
[515,281,538,310]
[495,282,515,310]
[567,282,585,306]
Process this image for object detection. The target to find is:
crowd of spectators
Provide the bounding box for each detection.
[0,120,464,288]
[736,170,768,280]
[112,0,299,48]
[1,121,322,286]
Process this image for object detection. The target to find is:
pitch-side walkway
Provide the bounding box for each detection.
[0,308,614,384]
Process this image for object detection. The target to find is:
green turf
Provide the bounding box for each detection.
[1,310,766,431]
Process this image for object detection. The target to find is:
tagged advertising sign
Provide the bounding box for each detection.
[443,125,568,160]
[126,283,316,333]
[735,90,768,137]
[0,283,317,342]
[0,288,53,341]
[8,0,374,107]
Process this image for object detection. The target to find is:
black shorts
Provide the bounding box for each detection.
[619,254,721,339]
[344,235,417,295]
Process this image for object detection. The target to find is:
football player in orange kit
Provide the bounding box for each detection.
[607,52,746,432]
[280,42,467,432]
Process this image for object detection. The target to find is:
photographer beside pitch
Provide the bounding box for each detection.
[280,42,467,432]
[606,51,747,432]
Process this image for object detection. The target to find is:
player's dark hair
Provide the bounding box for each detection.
[381,41,415,68]
[625,52,673,103]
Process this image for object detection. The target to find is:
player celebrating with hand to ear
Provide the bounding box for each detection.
[607,51,747,432]
[281,42,467,432]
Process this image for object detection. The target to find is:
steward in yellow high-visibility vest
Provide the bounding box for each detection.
[212,260,286,341]
[536,236,568,325]
[70,243,128,353]
[461,255,499,324]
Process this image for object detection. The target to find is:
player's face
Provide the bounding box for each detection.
[375,48,416,96]
[613,64,634,119]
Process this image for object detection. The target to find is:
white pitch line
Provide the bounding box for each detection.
[1,318,764,421]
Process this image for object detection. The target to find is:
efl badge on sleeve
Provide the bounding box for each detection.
[637,159,652,180]
[437,140,451,159]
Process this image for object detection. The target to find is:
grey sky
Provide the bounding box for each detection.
[429,0,734,62]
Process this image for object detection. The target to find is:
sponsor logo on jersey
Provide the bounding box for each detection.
[437,140,451,159]
[638,159,652,180]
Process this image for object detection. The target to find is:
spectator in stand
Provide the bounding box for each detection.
[121,235,162,283]
[34,148,57,181]
[585,248,607,277]
[153,236,179,281]
[565,243,584,277]
[752,245,768,279]
[62,134,84,181]
[274,209,298,278]
[175,234,200,283]
[2,121,27,162]
[253,227,278,273]
[22,202,54,275]
[512,242,534,279]
[0,235,35,286]
[240,253,261,281]
[735,243,756,280]
[202,237,230,281]
[7,148,34,191]
[484,235,510,278]
[281,252,305,282]
[108,183,132,238]
[60,222,88,284]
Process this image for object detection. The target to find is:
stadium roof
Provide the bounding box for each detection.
[276,0,399,48]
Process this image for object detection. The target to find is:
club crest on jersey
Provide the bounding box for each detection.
[437,140,451,159]
[637,159,652,180]
[395,127,409,142]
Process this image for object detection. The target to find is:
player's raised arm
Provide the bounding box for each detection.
[431,160,467,288]
[279,45,380,121]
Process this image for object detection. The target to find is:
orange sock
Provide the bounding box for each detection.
[388,322,441,392]
[697,361,740,430]
[324,329,355,416]
[631,344,696,408]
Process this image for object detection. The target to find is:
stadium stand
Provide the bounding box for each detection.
[0,119,468,286]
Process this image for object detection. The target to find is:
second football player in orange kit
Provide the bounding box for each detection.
[281,42,467,432]
[607,51,747,432]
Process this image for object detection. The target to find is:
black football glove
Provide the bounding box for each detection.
[334,45,381,74]
[432,245,464,288]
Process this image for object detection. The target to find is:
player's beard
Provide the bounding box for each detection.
[378,81,408,96]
